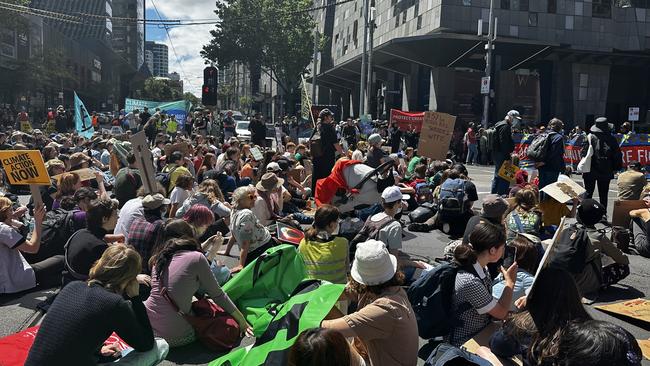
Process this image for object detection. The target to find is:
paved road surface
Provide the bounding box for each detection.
[1,165,648,365]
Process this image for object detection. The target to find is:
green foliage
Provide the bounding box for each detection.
[202,0,316,113]
[142,77,182,102]
[0,0,31,29]
[183,92,200,107]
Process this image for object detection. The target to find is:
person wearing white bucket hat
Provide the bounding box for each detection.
[321,240,418,366]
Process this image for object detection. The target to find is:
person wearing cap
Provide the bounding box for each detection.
[536,118,566,193]
[230,185,276,272]
[461,194,509,245]
[359,186,426,277]
[127,194,170,274]
[561,199,630,295]
[617,160,646,200]
[321,240,419,366]
[311,108,343,191]
[580,117,622,208]
[63,198,120,286]
[490,110,519,196]
[365,133,387,169]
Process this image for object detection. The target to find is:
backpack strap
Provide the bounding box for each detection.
[511,212,525,232]
[63,230,89,281]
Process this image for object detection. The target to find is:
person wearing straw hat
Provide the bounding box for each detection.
[321,240,419,366]
[252,172,285,227]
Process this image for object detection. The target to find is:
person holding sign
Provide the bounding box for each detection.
[490,110,519,196]
[0,200,63,294]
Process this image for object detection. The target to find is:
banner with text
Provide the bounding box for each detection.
[124,98,190,126]
[389,109,425,132]
[418,112,457,160]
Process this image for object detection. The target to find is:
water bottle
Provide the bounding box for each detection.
[28,217,35,233]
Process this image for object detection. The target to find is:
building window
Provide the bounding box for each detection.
[509,25,519,36]
[593,0,612,18]
[414,1,419,17]
[529,12,538,26]
[501,0,510,9]
[565,15,574,30]
[353,20,358,47]
[402,11,407,24]
[548,0,557,13]
[462,0,471,5]
[575,2,583,16]
[417,14,422,29]
[579,73,589,87]
[0,29,16,58]
[395,13,400,27]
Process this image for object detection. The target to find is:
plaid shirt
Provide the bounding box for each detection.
[127,215,163,273]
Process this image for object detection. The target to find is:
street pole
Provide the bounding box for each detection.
[311,28,319,106]
[365,6,375,118]
[482,0,495,128]
[359,0,370,117]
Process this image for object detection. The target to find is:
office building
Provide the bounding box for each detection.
[145,50,154,74]
[145,41,169,77]
[112,0,145,69]
[314,0,650,128]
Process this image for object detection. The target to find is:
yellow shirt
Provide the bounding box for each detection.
[298,236,349,284]
[166,119,178,133]
[164,164,191,193]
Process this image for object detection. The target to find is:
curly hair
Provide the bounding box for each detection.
[347,271,405,297]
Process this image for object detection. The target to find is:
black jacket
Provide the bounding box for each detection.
[539,132,566,172]
[493,120,514,154]
[25,281,154,366]
[581,132,622,179]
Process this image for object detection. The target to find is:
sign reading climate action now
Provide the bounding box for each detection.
[0,150,50,185]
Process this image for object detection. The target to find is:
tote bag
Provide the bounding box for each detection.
[577,135,594,173]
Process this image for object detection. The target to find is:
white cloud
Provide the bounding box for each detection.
[147,0,218,96]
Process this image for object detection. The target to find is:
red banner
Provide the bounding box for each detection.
[389,109,425,132]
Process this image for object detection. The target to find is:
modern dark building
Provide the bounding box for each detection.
[314,0,650,131]
[145,41,168,77]
[112,0,145,70]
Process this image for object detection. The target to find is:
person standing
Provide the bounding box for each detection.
[465,122,478,165]
[342,118,359,151]
[139,107,151,131]
[55,106,67,133]
[249,113,267,148]
[536,118,566,192]
[223,111,236,141]
[581,117,622,208]
[491,110,519,195]
[311,109,342,191]
[389,123,402,153]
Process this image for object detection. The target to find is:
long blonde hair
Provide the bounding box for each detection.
[88,244,141,293]
[0,197,12,222]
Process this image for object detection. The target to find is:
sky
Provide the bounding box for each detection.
[144,1,218,96]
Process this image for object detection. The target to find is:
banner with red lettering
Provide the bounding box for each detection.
[389,109,425,132]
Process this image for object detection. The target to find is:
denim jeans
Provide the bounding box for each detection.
[466,144,478,164]
[491,153,511,195]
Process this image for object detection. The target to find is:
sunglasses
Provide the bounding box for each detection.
[248,193,257,200]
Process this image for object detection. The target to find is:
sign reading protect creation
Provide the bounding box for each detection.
[0,150,50,185]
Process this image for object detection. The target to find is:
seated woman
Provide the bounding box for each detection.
[252,173,285,227]
[229,185,276,272]
[492,235,539,311]
[298,205,348,285]
[182,206,229,284]
[52,172,82,210]
[488,267,591,364]
[25,244,169,366]
[0,200,62,294]
[175,179,231,235]
[169,174,194,219]
[63,198,119,285]
[448,221,518,346]
[289,328,365,366]
[321,240,419,366]
[144,237,251,347]
[504,188,542,244]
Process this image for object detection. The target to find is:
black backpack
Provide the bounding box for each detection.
[407,262,469,339]
[309,128,324,158]
[549,223,601,275]
[526,133,551,162]
[438,179,467,219]
[155,165,178,192]
[22,209,77,264]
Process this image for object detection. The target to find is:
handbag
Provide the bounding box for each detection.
[577,135,594,173]
[160,287,241,352]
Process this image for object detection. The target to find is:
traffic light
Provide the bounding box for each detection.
[202,66,218,106]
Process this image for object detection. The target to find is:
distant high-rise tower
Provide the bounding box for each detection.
[145,41,168,77]
[32,0,114,41]
[145,50,154,75]
[111,0,145,69]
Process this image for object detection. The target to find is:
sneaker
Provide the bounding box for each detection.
[442,223,451,234]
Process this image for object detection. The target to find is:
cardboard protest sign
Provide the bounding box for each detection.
[595,298,650,325]
[498,160,520,183]
[612,200,646,227]
[52,168,96,182]
[19,121,32,133]
[164,141,190,157]
[0,150,50,185]
[463,322,523,366]
[417,112,457,161]
[249,147,264,161]
[530,217,567,290]
[540,177,585,203]
[130,132,157,194]
[638,339,650,360]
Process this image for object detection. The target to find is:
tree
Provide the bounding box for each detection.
[202,0,316,115]
[0,1,31,29]
[141,77,181,102]
[183,92,200,107]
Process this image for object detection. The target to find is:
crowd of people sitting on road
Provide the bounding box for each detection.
[0,107,645,366]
